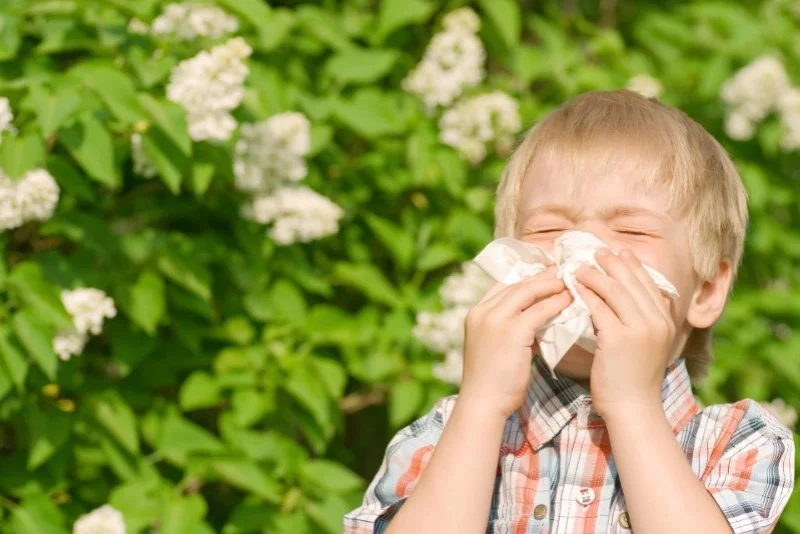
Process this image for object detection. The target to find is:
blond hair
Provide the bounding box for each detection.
[493,90,749,383]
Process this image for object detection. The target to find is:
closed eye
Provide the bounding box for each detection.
[616,229,652,236]
[529,228,566,234]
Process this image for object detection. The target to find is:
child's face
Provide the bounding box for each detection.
[516,153,703,381]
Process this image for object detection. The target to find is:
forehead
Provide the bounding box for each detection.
[518,145,673,218]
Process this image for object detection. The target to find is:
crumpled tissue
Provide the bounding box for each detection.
[472,231,679,373]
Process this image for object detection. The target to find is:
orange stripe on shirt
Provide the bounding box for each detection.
[701,400,748,481]
[395,444,434,497]
[514,445,540,534]
[583,432,612,534]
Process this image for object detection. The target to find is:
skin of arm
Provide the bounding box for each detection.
[604,401,733,534]
[384,396,507,534]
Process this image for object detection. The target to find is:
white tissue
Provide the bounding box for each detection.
[472,231,679,373]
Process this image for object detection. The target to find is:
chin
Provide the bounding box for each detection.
[552,346,594,381]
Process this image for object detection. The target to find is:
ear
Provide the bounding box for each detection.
[686,258,734,329]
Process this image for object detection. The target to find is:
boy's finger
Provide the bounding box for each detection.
[477,280,511,305]
[492,276,566,315]
[593,250,655,316]
[618,250,671,318]
[519,289,572,332]
[479,266,559,309]
[574,281,616,333]
[575,264,641,325]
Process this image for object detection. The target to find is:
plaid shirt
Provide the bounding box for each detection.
[343,357,795,533]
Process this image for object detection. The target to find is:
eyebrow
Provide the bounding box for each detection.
[521,204,670,222]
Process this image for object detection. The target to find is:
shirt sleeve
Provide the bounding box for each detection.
[701,400,795,534]
[343,394,457,534]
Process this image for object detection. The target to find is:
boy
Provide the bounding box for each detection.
[343,90,795,533]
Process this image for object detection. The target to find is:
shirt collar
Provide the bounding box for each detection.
[517,355,698,451]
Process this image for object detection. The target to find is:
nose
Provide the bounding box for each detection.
[572,222,614,243]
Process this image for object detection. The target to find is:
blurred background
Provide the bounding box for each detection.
[0,0,797,532]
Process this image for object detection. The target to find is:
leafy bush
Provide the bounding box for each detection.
[0,0,797,532]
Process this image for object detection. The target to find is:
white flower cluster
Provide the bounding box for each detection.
[402,7,486,110]
[0,168,60,231]
[241,185,345,245]
[778,88,800,151]
[52,288,117,361]
[130,133,157,178]
[762,398,798,428]
[234,111,344,245]
[721,56,800,149]
[413,261,494,384]
[626,73,663,99]
[129,2,238,41]
[0,97,15,144]
[234,112,311,194]
[166,37,252,142]
[73,504,125,534]
[439,91,522,164]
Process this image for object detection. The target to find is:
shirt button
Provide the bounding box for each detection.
[533,504,547,520]
[575,487,596,505]
[619,512,631,529]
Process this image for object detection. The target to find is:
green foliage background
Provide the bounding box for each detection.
[0,0,797,532]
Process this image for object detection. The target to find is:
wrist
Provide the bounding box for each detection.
[454,392,510,428]
[600,394,664,428]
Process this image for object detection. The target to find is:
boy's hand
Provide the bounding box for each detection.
[460,266,572,420]
[574,248,677,420]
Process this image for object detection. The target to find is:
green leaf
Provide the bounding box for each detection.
[190,161,215,196]
[0,134,46,179]
[213,458,282,503]
[7,262,72,330]
[389,379,425,427]
[331,262,402,307]
[231,388,271,427]
[0,15,22,61]
[138,94,192,155]
[332,89,407,139]
[0,325,29,394]
[255,9,295,52]
[296,6,354,52]
[59,113,121,188]
[478,0,521,49]
[160,495,210,534]
[325,48,399,85]
[244,279,307,324]
[417,242,462,271]
[70,62,144,124]
[140,128,186,194]
[310,357,347,400]
[128,270,166,335]
[157,407,226,463]
[11,491,67,534]
[27,403,72,470]
[129,46,177,88]
[305,495,352,534]
[12,308,58,380]
[223,498,278,534]
[25,85,81,137]
[283,363,330,428]
[373,0,435,43]
[364,214,415,270]
[158,250,212,302]
[91,390,139,454]
[110,480,170,533]
[299,459,363,493]
[179,371,220,411]
[216,0,271,26]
